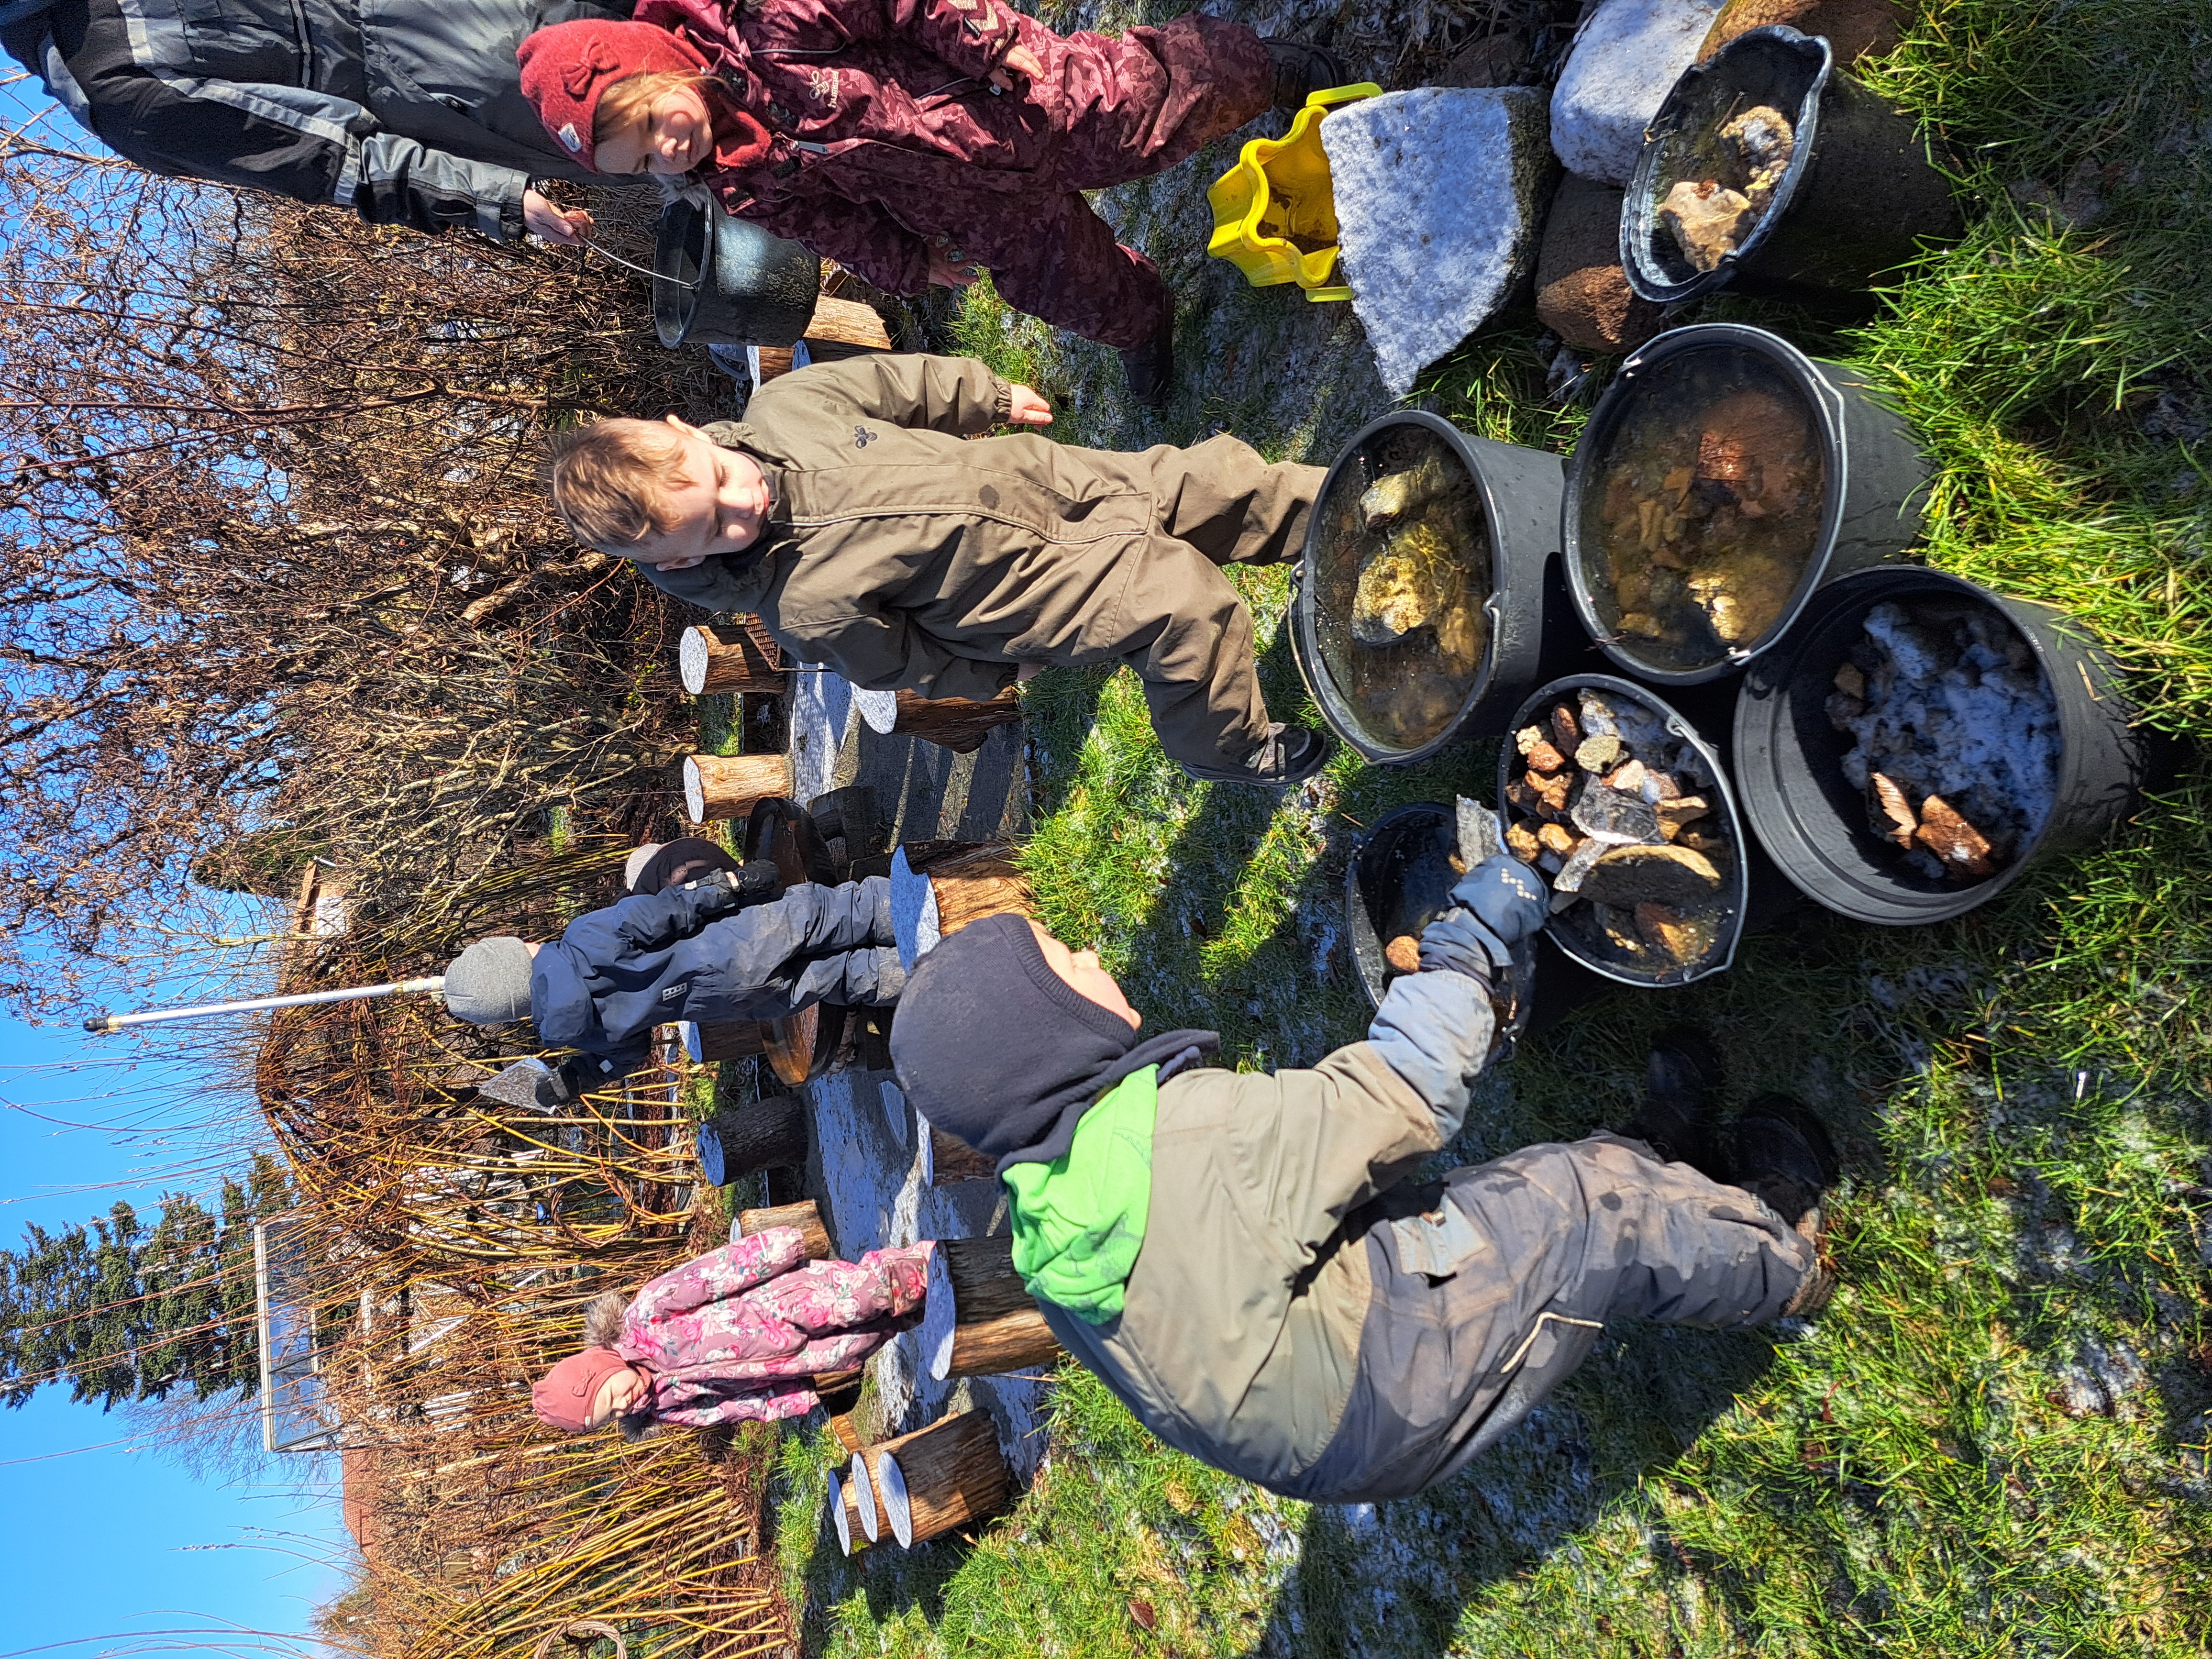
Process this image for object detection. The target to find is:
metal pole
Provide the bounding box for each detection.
[83,976,447,1034]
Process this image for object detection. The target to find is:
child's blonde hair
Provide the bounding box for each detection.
[545,417,700,551]
[595,69,713,155]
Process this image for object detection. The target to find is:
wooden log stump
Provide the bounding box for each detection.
[827,1469,871,1556]
[816,1370,865,1454]
[846,1448,882,1543]
[738,1198,831,1261]
[683,753,792,823]
[695,1096,808,1185]
[855,686,1024,755]
[679,1019,769,1064]
[863,1409,1012,1548]
[918,1235,1063,1382]
[806,293,894,351]
[678,621,787,696]
[918,1115,996,1187]
[889,840,1039,966]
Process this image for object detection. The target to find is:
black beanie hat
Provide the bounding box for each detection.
[888,911,1217,1173]
[630,836,742,895]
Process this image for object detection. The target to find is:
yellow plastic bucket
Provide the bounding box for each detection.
[1206,83,1381,303]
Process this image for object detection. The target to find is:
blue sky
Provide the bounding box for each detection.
[0,1001,350,1659]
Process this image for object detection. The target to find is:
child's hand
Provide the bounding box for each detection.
[987,44,1046,92]
[927,246,980,287]
[1005,384,1053,425]
[523,188,594,246]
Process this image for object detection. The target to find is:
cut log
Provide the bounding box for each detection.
[678,621,787,696]
[918,1115,997,1187]
[828,1469,871,1556]
[679,1019,769,1064]
[847,1449,881,1543]
[866,1409,1012,1548]
[683,753,792,823]
[695,1096,808,1185]
[918,1235,1063,1381]
[805,294,894,351]
[857,687,1024,755]
[816,1370,865,1454]
[738,1199,831,1261]
[888,840,1040,969]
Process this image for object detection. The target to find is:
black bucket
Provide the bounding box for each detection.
[1344,800,1607,1031]
[1498,675,1799,988]
[654,200,820,350]
[1293,411,1581,767]
[1731,566,2146,926]
[1622,27,1963,306]
[1562,322,1932,687]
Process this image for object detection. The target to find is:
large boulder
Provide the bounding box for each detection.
[1535,175,1667,353]
[1550,0,1727,186]
[1321,87,1554,398]
[1699,0,1909,64]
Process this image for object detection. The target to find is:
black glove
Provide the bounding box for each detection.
[688,860,783,916]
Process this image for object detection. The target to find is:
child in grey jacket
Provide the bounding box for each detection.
[889,860,1836,1501]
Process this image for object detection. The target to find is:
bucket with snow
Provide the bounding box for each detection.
[1731,567,2146,925]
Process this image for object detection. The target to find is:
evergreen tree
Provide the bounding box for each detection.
[0,1153,293,1410]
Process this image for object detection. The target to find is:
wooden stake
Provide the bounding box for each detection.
[738,1199,831,1261]
[918,1235,1063,1381]
[865,1409,1011,1548]
[827,1469,870,1556]
[847,1449,882,1543]
[678,622,787,696]
[816,1370,864,1455]
[898,841,1038,938]
[695,1095,808,1185]
[858,687,1023,754]
[680,1019,769,1063]
[918,1115,996,1187]
[805,294,894,351]
[682,753,792,823]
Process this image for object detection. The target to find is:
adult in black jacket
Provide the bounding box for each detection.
[0,0,634,241]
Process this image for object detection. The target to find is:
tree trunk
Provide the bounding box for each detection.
[680,1019,768,1064]
[856,686,1023,755]
[864,1409,1012,1548]
[678,621,787,696]
[918,1235,1062,1382]
[845,1448,883,1543]
[918,1116,996,1187]
[805,294,893,351]
[695,1096,808,1185]
[683,753,792,823]
[816,1370,865,1454]
[828,1468,872,1556]
[890,841,1038,960]
[738,1199,831,1261]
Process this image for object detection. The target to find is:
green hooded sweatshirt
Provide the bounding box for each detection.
[1000,1064,1159,1322]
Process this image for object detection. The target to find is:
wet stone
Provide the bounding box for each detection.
[1578,842,1725,909]
[1571,778,1662,845]
[1914,794,1998,880]
[1575,733,1624,771]
[1506,821,1543,864]
[1385,934,1423,975]
[1549,703,1582,752]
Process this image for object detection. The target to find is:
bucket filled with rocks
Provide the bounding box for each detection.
[1619,27,1961,306]
[1562,322,1931,685]
[1497,676,1759,986]
[1732,567,2146,924]
[1295,411,1571,765]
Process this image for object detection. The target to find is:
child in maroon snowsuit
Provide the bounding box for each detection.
[515,3,1342,403]
[532,1228,931,1432]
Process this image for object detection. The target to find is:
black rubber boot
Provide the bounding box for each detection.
[1730,1093,1841,1316]
[1262,40,1349,112]
[1618,1026,1725,1178]
[1119,314,1175,410]
[1182,723,1332,787]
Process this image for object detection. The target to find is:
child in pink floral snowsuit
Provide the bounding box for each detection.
[531,1226,930,1433]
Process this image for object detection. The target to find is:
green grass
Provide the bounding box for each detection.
[763,1,2212,1651]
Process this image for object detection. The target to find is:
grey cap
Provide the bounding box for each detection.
[444,937,536,1026]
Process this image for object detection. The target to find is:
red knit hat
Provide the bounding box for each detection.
[517,20,712,173]
[532,1346,643,1431]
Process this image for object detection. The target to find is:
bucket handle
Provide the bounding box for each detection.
[580,236,698,291]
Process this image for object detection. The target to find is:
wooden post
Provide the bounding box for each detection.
[678,621,787,696]
[695,1096,808,1185]
[680,1019,769,1064]
[864,1409,1012,1548]
[682,753,792,823]
[918,1235,1063,1382]
[805,294,893,351]
[856,686,1023,755]
[816,1370,865,1455]
[827,1469,871,1557]
[846,1449,882,1543]
[738,1199,831,1261]
[918,1115,996,1187]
